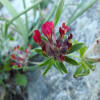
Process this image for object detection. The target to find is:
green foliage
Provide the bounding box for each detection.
[0,73,8,86]
[85,61,96,71]
[65,56,79,65]
[15,73,27,87]
[68,43,84,54]
[54,61,64,74]
[42,63,53,76]
[67,0,99,25]
[0,0,28,45]
[54,0,64,26]
[80,45,87,58]
[39,58,52,67]
[58,62,68,73]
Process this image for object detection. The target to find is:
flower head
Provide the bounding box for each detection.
[33,21,72,62]
[11,54,16,60]
[59,23,70,38]
[33,30,41,45]
[41,21,54,39]
[11,45,31,68]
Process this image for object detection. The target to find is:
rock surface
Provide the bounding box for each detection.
[27,0,100,100]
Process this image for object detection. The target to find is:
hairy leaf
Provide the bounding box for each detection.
[65,56,79,65]
[80,45,87,58]
[85,61,96,71]
[68,43,84,54]
[42,63,53,76]
[59,62,68,73]
[15,73,27,86]
[39,58,52,67]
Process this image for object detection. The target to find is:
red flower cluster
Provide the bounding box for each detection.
[33,21,72,62]
[41,21,54,39]
[11,45,31,68]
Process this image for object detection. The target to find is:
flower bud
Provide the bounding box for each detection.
[11,54,16,60]
[33,30,41,45]
[59,23,70,38]
[68,33,73,40]
[41,21,54,39]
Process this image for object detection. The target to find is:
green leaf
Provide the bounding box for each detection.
[80,45,87,58]
[9,35,14,41]
[39,58,52,67]
[0,0,28,45]
[85,61,96,71]
[22,0,29,31]
[54,0,64,26]
[74,66,83,78]
[34,48,48,57]
[34,48,42,54]
[30,50,37,58]
[65,56,79,65]
[12,65,20,70]
[0,79,3,85]
[42,63,53,76]
[59,62,68,73]
[15,73,27,86]
[67,0,99,25]
[54,61,64,74]
[74,65,90,78]
[81,61,88,71]
[74,70,90,78]
[79,61,90,76]
[3,61,11,71]
[68,43,84,54]
[3,22,8,39]
[41,36,48,42]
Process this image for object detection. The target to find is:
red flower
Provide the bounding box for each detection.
[11,62,16,66]
[62,23,70,32]
[18,57,24,61]
[14,45,20,51]
[11,54,16,60]
[68,33,73,40]
[41,41,46,53]
[17,64,21,68]
[41,21,54,39]
[56,37,62,49]
[25,48,28,56]
[56,55,65,62]
[59,23,70,38]
[33,30,41,45]
[60,55,65,61]
[67,41,72,50]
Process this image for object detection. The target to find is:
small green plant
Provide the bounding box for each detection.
[32,21,96,77]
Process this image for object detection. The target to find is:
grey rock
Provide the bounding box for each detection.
[27,0,100,100]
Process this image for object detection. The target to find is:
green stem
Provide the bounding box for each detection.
[29,3,56,36]
[0,17,9,22]
[67,1,85,25]
[68,0,98,26]
[9,0,43,25]
[85,57,100,63]
[68,54,81,60]
[22,0,29,31]
[44,3,57,22]
[28,61,42,65]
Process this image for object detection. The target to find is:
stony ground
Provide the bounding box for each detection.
[27,0,100,100]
